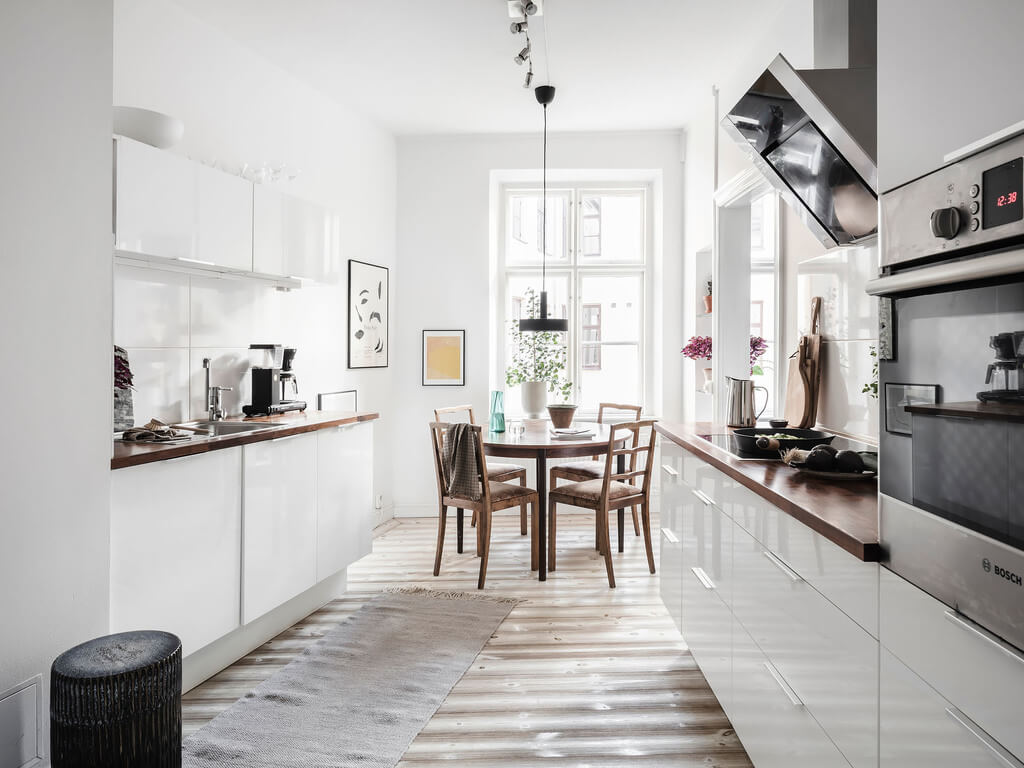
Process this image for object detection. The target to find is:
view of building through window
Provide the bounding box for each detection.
[501,185,648,414]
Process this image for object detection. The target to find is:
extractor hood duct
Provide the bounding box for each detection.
[721,2,877,248]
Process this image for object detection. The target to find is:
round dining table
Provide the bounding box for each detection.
[483,420,626,581]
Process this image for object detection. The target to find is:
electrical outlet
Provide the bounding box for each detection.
[374,494,383,510]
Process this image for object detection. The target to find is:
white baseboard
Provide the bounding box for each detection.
[182,571,346,692]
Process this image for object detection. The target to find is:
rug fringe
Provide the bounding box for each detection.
[385,585,519,606]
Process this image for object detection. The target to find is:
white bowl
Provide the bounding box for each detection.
[112,106,184,149]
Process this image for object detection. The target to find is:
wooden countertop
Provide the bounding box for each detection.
[655,422,881,562]
[111,410,380,470]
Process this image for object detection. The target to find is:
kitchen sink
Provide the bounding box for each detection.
[187,421,275,437]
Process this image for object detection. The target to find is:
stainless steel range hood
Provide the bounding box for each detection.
[722,53,878,248]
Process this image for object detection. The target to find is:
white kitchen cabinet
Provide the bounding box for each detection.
[114,137,197,260]
[243,433,318,623]
[880,648,1020,768]
[283,194,338,281]
[732,615,852,768]
[680,487,733,713]
[731,521,878,768]
[110,448,242,656]
[659,441,684,631]
[880,568,1024,762]
[253,184,284,276]
[197,163,253,271]
[316,421,374,581]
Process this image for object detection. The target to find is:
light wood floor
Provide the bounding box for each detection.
[183,510,752,767]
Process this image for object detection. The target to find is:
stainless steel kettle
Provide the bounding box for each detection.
[725,376,768,427]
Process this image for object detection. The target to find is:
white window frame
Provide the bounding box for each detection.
[495,182,653,419]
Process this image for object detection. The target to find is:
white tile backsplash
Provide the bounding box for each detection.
[114,265,190,348]
[123,348,190,426]
[797,245,878,341]
[190,276,283,348]
[816,339,879,442]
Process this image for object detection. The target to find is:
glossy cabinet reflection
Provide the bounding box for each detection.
[243,434,318,623]
[658,443,684,632]
[659,439,880,768]
[317,422,374,580]
[110,448,242,656]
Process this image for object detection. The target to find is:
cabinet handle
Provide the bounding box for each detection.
[661,463,679,477]
[944,610,1024,667]
[692,488,715,507]
[271,433,304,443]
[763,550,803,583]
[660,527,679,544]
[945,706,1024,768]
[764,661,804,707]
[690,566,716,590]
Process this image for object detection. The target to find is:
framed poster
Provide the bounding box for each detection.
[885,382,939,436]
[422,330,465,386]
[348,259,389,369]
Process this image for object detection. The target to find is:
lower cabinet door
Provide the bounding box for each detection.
[243,434,318,623]
[731,523,878,768]
[317,422,374,580]
[731,616,851,768]
[110,449,242,656]
[880,648,1022,768]
[659,447,684,631]
[680,488,732,713]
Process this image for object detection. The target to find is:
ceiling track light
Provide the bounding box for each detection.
[523,66,533,88]
[521,1,538,15]
[510,19,528,33]
[514,44,531,65]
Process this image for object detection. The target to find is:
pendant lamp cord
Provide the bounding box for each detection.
[542,102,547,293]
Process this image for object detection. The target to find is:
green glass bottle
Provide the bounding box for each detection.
[489,390,506,433]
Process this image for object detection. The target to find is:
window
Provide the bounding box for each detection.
[749,192,779,416]
[499,185,649,414]
[582,303,602,370]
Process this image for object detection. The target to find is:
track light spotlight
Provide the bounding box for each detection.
[510,20,528,33]
[523,67,533,88]
[522,1,538,15]
[514,44,531,65]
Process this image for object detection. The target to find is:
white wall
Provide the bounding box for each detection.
[0,0,113,756]
[394,131,684,516]
[113,0,398,520]
[879,0,1024,190]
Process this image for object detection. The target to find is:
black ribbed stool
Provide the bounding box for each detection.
[50,630,182,768]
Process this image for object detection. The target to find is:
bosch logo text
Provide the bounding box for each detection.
[987,561,1023,586]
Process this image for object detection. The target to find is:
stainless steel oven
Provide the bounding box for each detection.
[868,126,1024,652]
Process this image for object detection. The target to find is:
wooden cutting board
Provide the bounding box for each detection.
[784,337,812,427]
[802,297,824,426]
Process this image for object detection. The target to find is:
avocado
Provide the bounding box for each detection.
[835,450,866,473]
[805,446,836,471]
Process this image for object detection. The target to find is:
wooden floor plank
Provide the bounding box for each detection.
[182,512,752,766]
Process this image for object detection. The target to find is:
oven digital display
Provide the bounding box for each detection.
[982,157,1024,229]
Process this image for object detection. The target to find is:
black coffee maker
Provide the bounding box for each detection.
[978,331,1024,403]
[243,344,307,416]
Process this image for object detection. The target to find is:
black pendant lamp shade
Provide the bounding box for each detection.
[520,85,568,333]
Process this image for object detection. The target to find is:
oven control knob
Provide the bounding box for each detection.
[930,206,962,239]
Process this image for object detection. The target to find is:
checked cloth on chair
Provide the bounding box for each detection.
[441,423,482,501]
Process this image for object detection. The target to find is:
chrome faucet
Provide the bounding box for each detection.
[202,358,233,421]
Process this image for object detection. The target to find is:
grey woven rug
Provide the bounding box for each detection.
[182,587,516,767]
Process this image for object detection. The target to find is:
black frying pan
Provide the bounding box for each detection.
[732,427,835,456]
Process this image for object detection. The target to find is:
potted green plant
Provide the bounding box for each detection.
[506,287,573,418]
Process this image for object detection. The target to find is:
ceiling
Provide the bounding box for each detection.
[171,0,785,135]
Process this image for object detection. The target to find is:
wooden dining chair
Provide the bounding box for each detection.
[434,405,529,539]
[429,422,539,589]
[547,419,658,588]
[549,402,643,547]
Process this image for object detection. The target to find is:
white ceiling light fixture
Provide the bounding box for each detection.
[513,43,531,65]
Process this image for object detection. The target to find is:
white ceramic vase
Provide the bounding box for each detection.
[521,381,548,418]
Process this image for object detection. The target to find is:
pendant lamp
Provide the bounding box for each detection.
[519,84,568,333]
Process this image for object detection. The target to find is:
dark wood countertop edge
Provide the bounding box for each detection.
[655,423,881,563]
[111,412,380,470]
